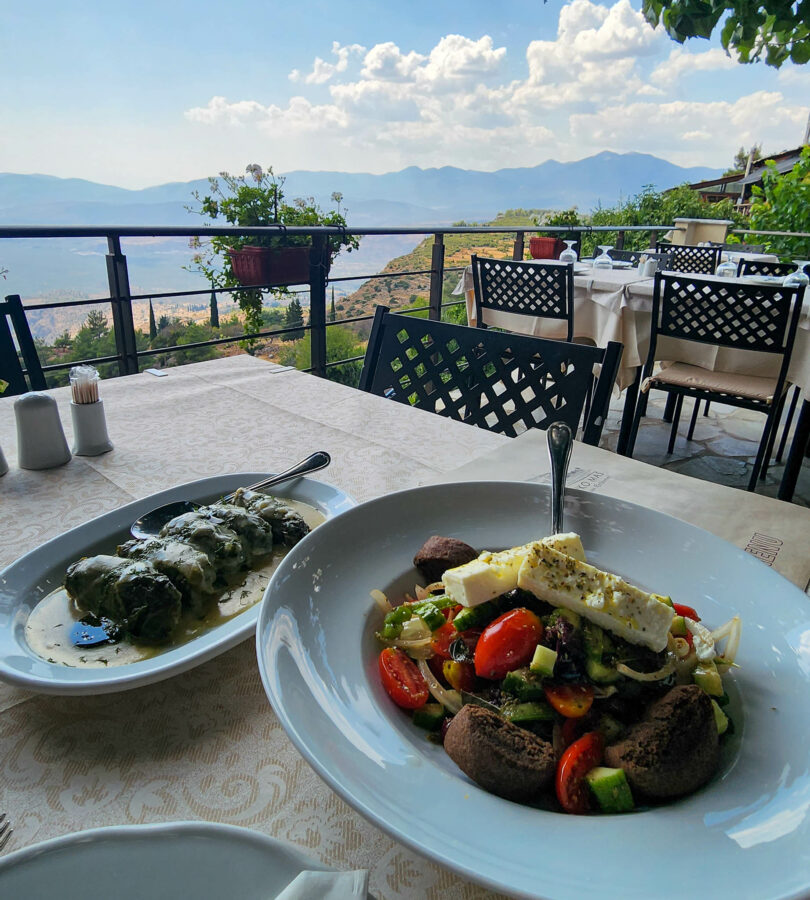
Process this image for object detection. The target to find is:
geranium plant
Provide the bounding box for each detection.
[188,164,359,338]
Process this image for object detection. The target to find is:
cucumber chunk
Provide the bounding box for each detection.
[529,644,558,677]
[585,766,635,813]
[693,660,723,697]
[711,699,729,735]
[453,601,497,632]
[412,703,446,731]
[586,656,620,684]
[501,700,555,724]
[501,667,546,701]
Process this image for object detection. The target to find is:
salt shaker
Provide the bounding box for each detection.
[69,365,113,456]
[15,392,72,470]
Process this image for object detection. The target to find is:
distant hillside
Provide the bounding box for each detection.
[0,152,720,304]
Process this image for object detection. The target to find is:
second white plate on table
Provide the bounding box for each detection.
[256,480,810,900]
[0,821,370,899]
[0,473,355,695]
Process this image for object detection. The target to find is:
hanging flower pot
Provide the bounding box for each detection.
[228,246,314,287]
[529,236,564,260]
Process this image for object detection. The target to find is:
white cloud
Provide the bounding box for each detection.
[181,1,801,175]
[569,91,807,161]
[185,95,348,132]
[289,41,366,85]
[651,47,736,84]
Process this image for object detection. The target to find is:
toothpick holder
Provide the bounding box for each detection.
[71,400,114,456]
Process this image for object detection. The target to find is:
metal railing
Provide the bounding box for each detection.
[2,223,670,385]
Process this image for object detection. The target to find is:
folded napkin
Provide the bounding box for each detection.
[275,869,369,899]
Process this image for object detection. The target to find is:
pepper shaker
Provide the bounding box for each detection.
[15,392,72,470]
[0,442,7,476]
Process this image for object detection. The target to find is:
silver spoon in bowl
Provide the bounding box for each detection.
[129,450,331,540]
[547,422,573,535]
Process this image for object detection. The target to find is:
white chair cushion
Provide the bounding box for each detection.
[648,362,782,403]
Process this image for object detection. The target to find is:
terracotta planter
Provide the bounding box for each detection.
[228,246,313,287]
[529,237,564,260]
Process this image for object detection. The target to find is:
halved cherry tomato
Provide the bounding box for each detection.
[474,608,543,680]
[673,603,700,621]
[555,731,604,814]
[544,683,594,719]
[442,660,476,692]
[378,648,429,709]
[431,622,457,660]
[560,715,587,749]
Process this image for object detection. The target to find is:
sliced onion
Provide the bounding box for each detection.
[370,589,392,613]
[616,660,675,682]
[417,658,462,714]
[712,616,741,667]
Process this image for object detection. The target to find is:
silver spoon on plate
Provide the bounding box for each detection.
[129,450,331,540]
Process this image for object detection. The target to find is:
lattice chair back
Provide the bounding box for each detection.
[651,272,803,357]
[471,255,574,341]
[654,242,722,275]
[0,294,47,396]
[737,258,809,278]
[609,249,672,268]
[359,307,622,445]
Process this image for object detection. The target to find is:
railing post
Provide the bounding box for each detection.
[309,234,328,377]
[428,234,445,320]
[512,232,525,261]
[616,230,625,250]
[650,229,660,248]
[106,235,139,376]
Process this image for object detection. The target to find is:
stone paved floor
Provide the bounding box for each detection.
[600,391,810,508]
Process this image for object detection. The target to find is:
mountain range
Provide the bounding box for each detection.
[0,151,720,307]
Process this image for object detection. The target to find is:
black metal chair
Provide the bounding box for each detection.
[711,242,766,254]
[625,273,805,490]
[471,255,574,342]
[1,294,46,396]
[655,242,722,275]
[359,307,622,445]
[608,248,673,269]
[737,258,810,278]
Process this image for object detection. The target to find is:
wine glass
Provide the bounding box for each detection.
[783,261,810,287]
[715,253,738,278]
[593,245,613,269]
[559,240,578,265]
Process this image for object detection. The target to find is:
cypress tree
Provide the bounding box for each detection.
[148,300,157,339]
[282,297,305,341]
[209,286,220,328]
[329,286,336,322]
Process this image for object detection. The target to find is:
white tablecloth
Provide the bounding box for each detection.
[456,264,810,395]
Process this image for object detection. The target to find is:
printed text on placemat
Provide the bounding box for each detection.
[745,532,783,567]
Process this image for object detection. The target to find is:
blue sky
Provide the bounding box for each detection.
[2,0,808,187]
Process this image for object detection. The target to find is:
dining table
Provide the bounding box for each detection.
[455,260,810,495]
[2,354,810,900]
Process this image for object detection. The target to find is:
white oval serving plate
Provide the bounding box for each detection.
[0,473,354,695]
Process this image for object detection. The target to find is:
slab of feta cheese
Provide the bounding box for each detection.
[442,533,586,608]
[517,543,674,652]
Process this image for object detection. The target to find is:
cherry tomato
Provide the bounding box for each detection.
[431,622,457,660]
[442,660,476,692]
[474,608,543,680]
[544,683,594,718]
[378,648,429,709]
[673,603,700,621]
[556,731,604,814]
[560,715,587,749]
[444,604,463,621]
